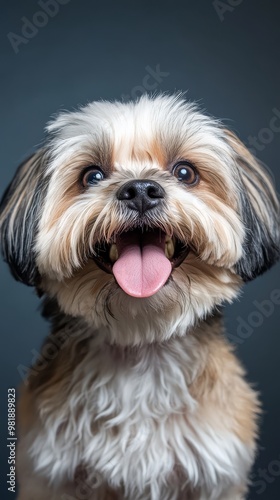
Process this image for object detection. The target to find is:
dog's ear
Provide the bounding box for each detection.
[225,130,280,282]
[0,150,48,286]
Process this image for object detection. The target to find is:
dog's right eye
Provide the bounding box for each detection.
[81,167,105,187]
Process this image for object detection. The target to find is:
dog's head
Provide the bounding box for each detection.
[1,95,279,344]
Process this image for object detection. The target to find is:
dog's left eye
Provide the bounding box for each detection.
[172,162,199,185]
[81,167,105,187]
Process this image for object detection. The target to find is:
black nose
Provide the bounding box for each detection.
[117,179,165,214]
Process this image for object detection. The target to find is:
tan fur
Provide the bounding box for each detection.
[189,329,259,445]
[2,96,279,499]
[17,321,256,499]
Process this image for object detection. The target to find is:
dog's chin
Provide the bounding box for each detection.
[90,226,190,299]
[41,221,243,347]
[42,235,242,347]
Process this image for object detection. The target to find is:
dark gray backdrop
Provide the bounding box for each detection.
[0,1,280,498]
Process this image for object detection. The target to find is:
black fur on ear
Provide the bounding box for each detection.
[0,150,49,286]
[225,130,280,282]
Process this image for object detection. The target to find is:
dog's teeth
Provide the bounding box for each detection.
[165,239,175,259]
[109,244,118,263]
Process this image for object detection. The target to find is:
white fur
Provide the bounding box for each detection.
[23,326,253,500]
[36,95,244,280]
[9,94,274,499]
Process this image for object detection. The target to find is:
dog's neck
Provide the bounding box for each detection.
[30,307,225,422]
[31,298,225,399]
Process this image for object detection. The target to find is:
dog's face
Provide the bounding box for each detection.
[1,95,279,344]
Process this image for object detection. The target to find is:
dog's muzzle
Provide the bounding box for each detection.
[90,179,190,298]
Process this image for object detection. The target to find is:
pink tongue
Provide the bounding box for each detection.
[112,231,172,298]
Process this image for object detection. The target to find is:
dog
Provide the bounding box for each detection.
[1,94,279,500]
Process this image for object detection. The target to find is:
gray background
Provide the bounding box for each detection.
[0,0,280,498]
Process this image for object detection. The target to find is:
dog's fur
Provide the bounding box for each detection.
[1,94,279,499]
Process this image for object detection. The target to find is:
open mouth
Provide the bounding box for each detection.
[91,227,190,298]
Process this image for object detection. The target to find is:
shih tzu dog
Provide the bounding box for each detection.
[1,94,279,500]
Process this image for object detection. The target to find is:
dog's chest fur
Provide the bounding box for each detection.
[27,326,253,499]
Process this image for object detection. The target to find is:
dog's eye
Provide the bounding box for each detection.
[172,162,199,185]
[81,167,105,187]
